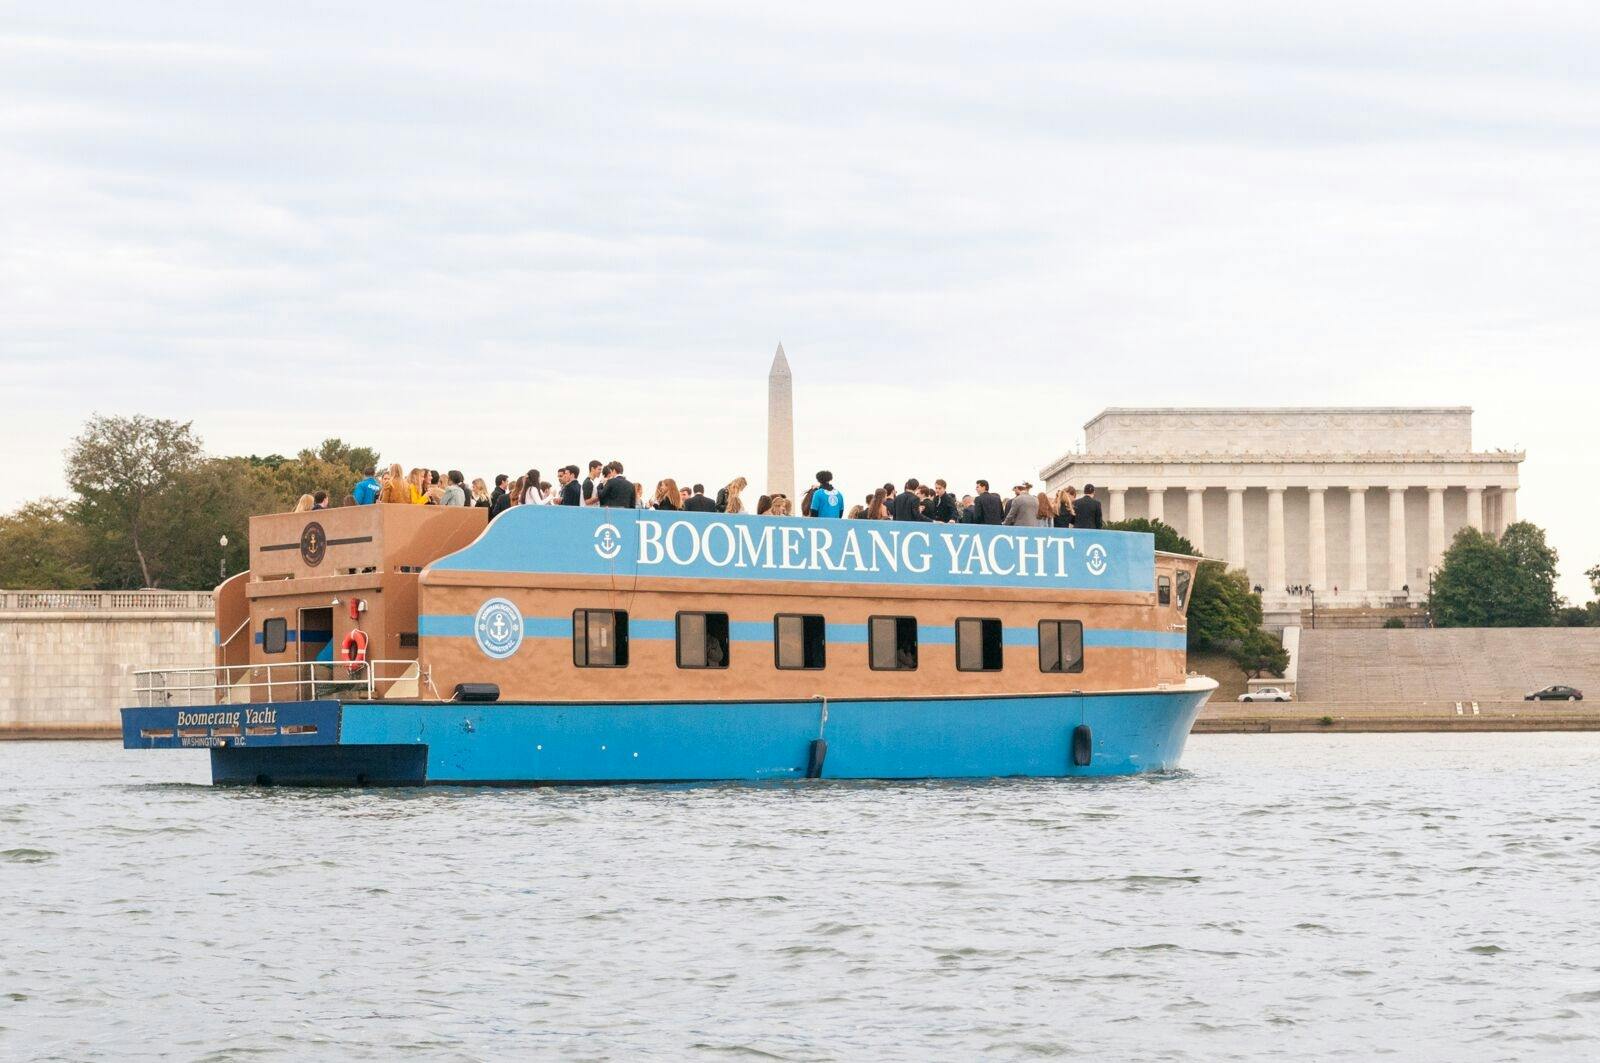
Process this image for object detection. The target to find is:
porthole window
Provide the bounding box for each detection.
[1038,619,1084,674]
[262,618,287,655]
[955,617,1003,672]
[869,616,918,671]
[677,612,729,669]
[573,609,629,668]
[775,614,826,670]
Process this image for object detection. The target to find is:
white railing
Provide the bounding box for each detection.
[2,589,215,611]
[133,659,435,707]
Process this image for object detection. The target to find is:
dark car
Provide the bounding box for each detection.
[1525,685,1583,702]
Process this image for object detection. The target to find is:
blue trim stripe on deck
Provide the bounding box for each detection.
[418,614,1184,651]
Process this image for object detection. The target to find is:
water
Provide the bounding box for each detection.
[2,734,1597,1061]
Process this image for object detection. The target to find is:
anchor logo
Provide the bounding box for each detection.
[1084,543,1109,577]
[593,523,622,561]
[473,598,524,660]
[300,521,326,567]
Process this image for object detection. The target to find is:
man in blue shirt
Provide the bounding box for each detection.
[352,467,381,505]
[809,470,844,518]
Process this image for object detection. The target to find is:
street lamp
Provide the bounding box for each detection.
[1308,586,1316,630]
[219,535,229,584]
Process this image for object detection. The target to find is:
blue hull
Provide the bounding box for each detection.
[122,686,1213,786]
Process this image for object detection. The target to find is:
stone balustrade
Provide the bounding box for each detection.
[0,589,214,612]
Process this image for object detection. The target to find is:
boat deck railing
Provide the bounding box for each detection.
[133,659,437,707]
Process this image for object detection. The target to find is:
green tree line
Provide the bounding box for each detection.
[1430,522,1599,627]
[0,414,377,590]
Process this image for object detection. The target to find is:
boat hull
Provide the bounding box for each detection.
[122,682,1214,786]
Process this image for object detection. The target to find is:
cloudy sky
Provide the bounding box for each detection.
[2,2,1597,597]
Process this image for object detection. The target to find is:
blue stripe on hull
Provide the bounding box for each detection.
[333,688,1210,783]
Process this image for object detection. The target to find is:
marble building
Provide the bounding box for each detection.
[1040,408,1524,610]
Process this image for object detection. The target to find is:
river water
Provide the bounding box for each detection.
[2,734,1597,1061]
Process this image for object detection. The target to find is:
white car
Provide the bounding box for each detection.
[1239,687,1292,703]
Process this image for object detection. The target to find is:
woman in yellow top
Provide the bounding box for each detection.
[376,464,410,504]
[407,468,429,504]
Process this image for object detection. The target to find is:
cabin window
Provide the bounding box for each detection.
[1038,620,1084,674]
[1175,569,1192,613]
[775,614,826,670]
[869,616,918,671]
[262,618,287,655]
[676,612,729,669]
[573,609,629,668]
[956,617,1004,672]
[399,632,419,648]
[1157,575,1172,606]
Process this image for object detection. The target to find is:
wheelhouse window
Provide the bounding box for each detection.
[1157,575,1172,606]
[573,609,628,668]
[869,616,918,671]
[262,618,287,655]
[775,614,826,670]
[1175,569,1192,613]
[676,612,729,669]
[956,617,1003,672]
[1038,619,1084,674]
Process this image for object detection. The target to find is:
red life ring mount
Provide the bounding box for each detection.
[342,628,369,675]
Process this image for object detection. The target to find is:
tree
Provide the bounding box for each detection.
[66,414,202,587]
[1431,522,1562,627]
[1228,627,1289,678]
[1106,517,1196,557]
[0,499,92,588]
[1585,563,1600,599]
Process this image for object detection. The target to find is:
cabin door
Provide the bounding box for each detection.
[297,607,334,699]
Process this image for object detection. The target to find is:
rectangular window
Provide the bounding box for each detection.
[1175,569,1192,613]
[676,612,729,669]
[1157,575,1172,606]
[1038,620,1085,674]
[573,609,629,667]
[956,617,1004,672]
[869,616,918,671]
[262,618,287,655]
[775,614,826,670]
[399,632,419,648]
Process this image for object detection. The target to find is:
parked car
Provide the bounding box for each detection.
[1525,685,1583,702]
[1239,687,1293,703]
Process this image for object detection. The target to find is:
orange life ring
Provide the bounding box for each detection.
[342,628,369,675]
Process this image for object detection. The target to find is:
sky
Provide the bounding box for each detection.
[1,1,1597,598]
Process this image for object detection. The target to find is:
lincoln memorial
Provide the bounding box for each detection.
[1040,408,1524,611]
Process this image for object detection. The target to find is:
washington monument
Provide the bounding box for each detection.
[766,342,795,502]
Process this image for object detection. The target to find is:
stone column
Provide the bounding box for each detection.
[1226,488,1246,568]
[1388,487,1408,593]
[1266,487,1286,594]
[1465,487,1484,532]
[1500,486,1517,529]
[1307,487,1327,591]
[1147,487,1164,524]
[1427,487,1446,573]
[1347,488,1368,593]
[1186,488,1206,555]
[1108,488,1126,523]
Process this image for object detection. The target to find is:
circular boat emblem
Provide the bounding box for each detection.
[593,522,622,561]
[300,522,326,567]
[1084,543,1108,577]
[474,598,524,660]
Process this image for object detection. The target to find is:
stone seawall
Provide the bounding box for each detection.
[0,591,213,739]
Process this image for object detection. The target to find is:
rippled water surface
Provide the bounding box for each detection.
[2,734,1598,1061]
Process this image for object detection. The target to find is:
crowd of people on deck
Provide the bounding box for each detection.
[291,465,1107,528]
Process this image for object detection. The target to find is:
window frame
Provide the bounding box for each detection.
[261,617,288,655]
[1175,569,1192,612]
[773,613,827,671]
[867,614,919,672]
[1037,619,1085,674]
[675,610,730,670]
[572,608,630,668]
[954,616,1004,672]
[1157,574,1172,606]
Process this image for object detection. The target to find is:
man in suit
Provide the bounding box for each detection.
[891,478,931,522]
[927,478,960,523]
[684,484,718,512]
[557,465,583,506]
[959,494,976,523]
[1001,483,1038,525]
[973,480,1005,525]
[1074,483,1104,529]
[581,460,603,505]
[597,461,635,508]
